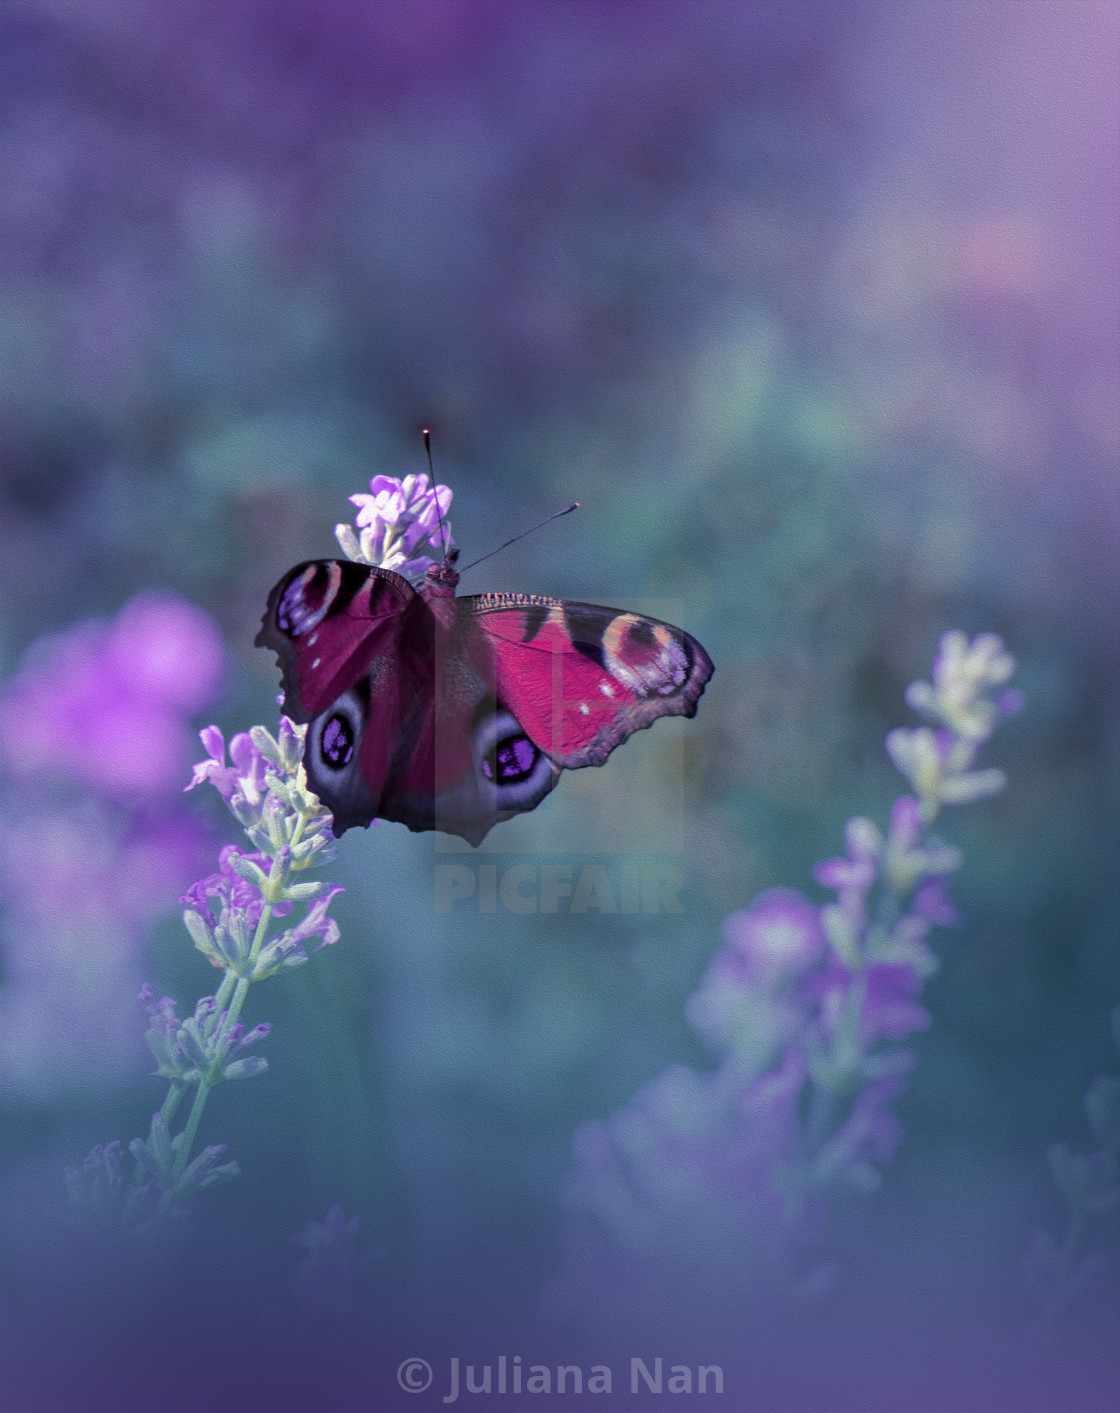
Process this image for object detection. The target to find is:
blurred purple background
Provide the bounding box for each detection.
[0,3,1116,1410]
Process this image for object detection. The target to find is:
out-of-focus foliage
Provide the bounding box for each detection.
[0,3,1116,1410]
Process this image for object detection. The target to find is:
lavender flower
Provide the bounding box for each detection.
[887,630,1017,818]
[546,632,1019,1337]
[0,590,224,800]
[0,594,223,1093]
[334,471,455,583]
[67,716,342,1235]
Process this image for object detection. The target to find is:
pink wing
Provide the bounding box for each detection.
[255,559,415,719]
[256,560,421,829]
[465,593,714,767]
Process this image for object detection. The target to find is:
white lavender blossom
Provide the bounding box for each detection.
[888,631,1020,819]
[334,472,455,584]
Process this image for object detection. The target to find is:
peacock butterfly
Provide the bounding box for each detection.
[256,529,714,847]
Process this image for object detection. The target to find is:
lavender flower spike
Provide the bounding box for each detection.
[887,631,1017,820]
[71,709,343,1237]
[547,629,1019,1340]
[334,470,455,584]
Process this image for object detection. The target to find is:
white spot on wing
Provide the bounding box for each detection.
[600,681,614,696]
[312,657,321,669]
[579,702,589,715]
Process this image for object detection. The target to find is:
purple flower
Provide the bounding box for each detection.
[911,876,960,927]
[181,845,282,925]
[687,895,823,1071]
[721,889,826,989]
[186,726,270,806]
[808,961,931,1049]
[882,795,963,893]
[250,884,345,979]
[811,1074,909,1191]
[731,1046,809,1178]
[0,592,224,800]
[813,816,881,894]
[334,471,455,581]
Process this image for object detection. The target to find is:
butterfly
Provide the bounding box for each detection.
[256,541,714,846]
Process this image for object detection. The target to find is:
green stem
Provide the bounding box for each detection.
[155,813,311,1212]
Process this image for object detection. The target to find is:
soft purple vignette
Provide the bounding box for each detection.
[0,592,225,1093]
[544,632,1021,1337]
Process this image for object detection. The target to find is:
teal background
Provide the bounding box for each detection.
[0,3,1116,1409]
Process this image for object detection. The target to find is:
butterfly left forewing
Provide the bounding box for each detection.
[255,559,416,718]
[466,594,714,768]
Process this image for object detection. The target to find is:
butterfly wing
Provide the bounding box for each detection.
[465,593,714,768]
[258,569,713,847]
[257,567,560,844]
[256,559,416,718]
[370,593,562,845]
[255,559,420,831]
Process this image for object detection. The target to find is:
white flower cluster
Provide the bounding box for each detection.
[334,472,455,584]
[887,631,1019,817]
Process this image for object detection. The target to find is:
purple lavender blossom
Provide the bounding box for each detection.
[334,471,455,582]
[1024,1008,1120,1330]
[687,890,824,1073]
[546,631,1019,1340]
[66,714,342,1235]
[0,595,225,1093]
[0,592,224,799]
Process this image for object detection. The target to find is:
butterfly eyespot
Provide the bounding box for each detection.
[482,733,539,784]
[320,713,355,768]
[602,613,689,698]
[277,562,342,638]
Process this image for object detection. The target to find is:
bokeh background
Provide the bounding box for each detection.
[0,2,1116,1410]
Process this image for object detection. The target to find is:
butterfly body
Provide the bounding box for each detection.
[257,554,713,846]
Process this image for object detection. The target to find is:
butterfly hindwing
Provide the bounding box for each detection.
[466,594,714,768]
[371,596,561,846]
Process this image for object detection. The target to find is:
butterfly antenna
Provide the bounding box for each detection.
[422,428,452,563]
[460,502,580,574]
